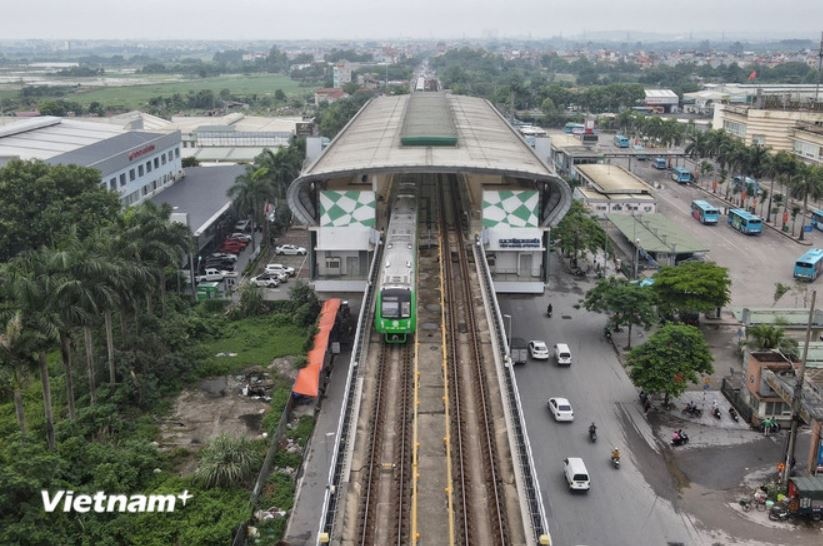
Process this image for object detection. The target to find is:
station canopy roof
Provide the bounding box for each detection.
[607,213,708,254]
[296,94,557,184]
[577,164,651,194]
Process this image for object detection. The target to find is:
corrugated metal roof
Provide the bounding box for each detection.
[607,213,708,254]
[644,89,679,99]
[0,117,125,160]
[299,94,556,182]
[400,92,457,146]
[46,131,164,167]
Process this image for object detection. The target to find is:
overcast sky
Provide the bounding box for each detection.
[3,0,821,41]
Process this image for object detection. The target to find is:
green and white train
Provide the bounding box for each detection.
[374,182,417,343]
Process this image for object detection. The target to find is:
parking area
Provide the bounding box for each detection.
[610,156,816,308]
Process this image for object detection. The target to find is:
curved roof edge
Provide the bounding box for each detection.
[288,166,572,227]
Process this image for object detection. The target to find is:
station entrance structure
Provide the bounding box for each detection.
[287,92,572,293]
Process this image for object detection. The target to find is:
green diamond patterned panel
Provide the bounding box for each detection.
[482,190,538,228]
[319,191,376,227]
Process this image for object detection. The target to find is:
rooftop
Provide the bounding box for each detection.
[46,131,166,168]
[0,116,125,161]
[736,308,823,329]
[644,89,679,99]
[150,165,245,237]
[607,213,708,254]
[577,163,652,194]
[548,132,600,152]
[400,92,458,146]
[298,94,557,184]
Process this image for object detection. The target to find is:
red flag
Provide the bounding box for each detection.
[748,70,757,81]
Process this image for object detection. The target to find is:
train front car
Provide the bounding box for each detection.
[374,186,417,343]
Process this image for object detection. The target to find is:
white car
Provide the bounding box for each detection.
[234,219,251,232]
[250,273,281,288]
[275,244,306,256]
[227,232,252,242]
[547,397,574,422]
[210,252,238,262]
[265,263,295,277]
[528,340,550,360]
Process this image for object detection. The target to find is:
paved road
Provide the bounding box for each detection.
[501,280,702,546]
[619,157,816,308]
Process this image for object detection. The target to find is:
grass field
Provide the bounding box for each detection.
[69,74,309,109]
[197,314,308,376]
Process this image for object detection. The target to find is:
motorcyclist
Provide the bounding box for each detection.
[589,422,597,435]
[546,303,553,316]
[611,447,621,461]
[672,430,681,443]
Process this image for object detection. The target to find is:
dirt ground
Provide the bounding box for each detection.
[159,356,300,474]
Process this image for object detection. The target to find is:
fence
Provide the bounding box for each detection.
[721,377,754,424]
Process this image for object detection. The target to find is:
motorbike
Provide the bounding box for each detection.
[546,306,553,318]
[728,407,739,422]
[604,327,612,341]
[768,504,792,522]
[610,455,621,469]
[712,407,722,419]
[589,426,597,443]
[671,431,689,447]
[682,403,703,418]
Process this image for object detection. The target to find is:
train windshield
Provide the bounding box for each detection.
[382,288,411,318]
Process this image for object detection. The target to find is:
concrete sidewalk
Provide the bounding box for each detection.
[284,346,352,545]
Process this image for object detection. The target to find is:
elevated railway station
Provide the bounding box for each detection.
[288,91,571,294]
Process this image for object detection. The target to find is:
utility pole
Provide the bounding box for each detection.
[783,289,816,486]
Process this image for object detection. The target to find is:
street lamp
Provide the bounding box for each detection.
[503,314,512,345]
[633,238,641,279]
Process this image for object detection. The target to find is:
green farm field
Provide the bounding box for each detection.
[70,73,308,109]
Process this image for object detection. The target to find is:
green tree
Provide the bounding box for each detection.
[274,89,287,101]
[626,323,714,406]
[789,163,823,241]
[0,160,121,261]
[746,323,798,358]
[652,261,731,320]
[181,156,200,168]
[194,434,262,489]
[583,278,657,348]
[227,164,275,253]
[551,201,606,268]
[0,310,39,434]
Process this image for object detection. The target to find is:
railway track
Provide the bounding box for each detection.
[439,177,509,546]
[355,339,414,545]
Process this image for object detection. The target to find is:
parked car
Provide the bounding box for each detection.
[195,268,225,283]
[210,252,238,262]
[234,219,251,232]
[204,259,234,271]
[250,273,281,288]
[547,397,575,422]
[275,244,307,256]
[226,232,252,243]
[219,241,247,253]
[264,263,295,277]
[223,237,248,248]
[528,340,550,360]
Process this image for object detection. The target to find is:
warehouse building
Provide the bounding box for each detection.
[0,116,182,206]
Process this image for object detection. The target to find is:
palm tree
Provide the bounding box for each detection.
[790,163,823,241]
[699,160,714,191]
[747,323,798,358]
[0,310,39,434]
[228,164,277,253]
[771,151,799,227]
[5,249,63,450]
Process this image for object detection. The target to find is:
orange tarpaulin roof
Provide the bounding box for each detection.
[292,298,341,397]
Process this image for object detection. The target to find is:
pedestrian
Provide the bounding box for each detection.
[643,399,651,413]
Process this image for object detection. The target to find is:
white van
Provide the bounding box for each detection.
[555,343,572,366]
[563,457,590,491]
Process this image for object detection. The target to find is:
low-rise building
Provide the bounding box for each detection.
[547,132,603,181]
[713,103,823,152]
[314,88,348,107]
[643,89,679,113]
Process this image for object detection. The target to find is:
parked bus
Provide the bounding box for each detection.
[793,248,823,281]
[691,200,720,224]
[671,167,694,183]
[812,209,823,231]
[564,122,585,134]
[613,134,630,148]
[653,157,667,169]
[727,208,763,235]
